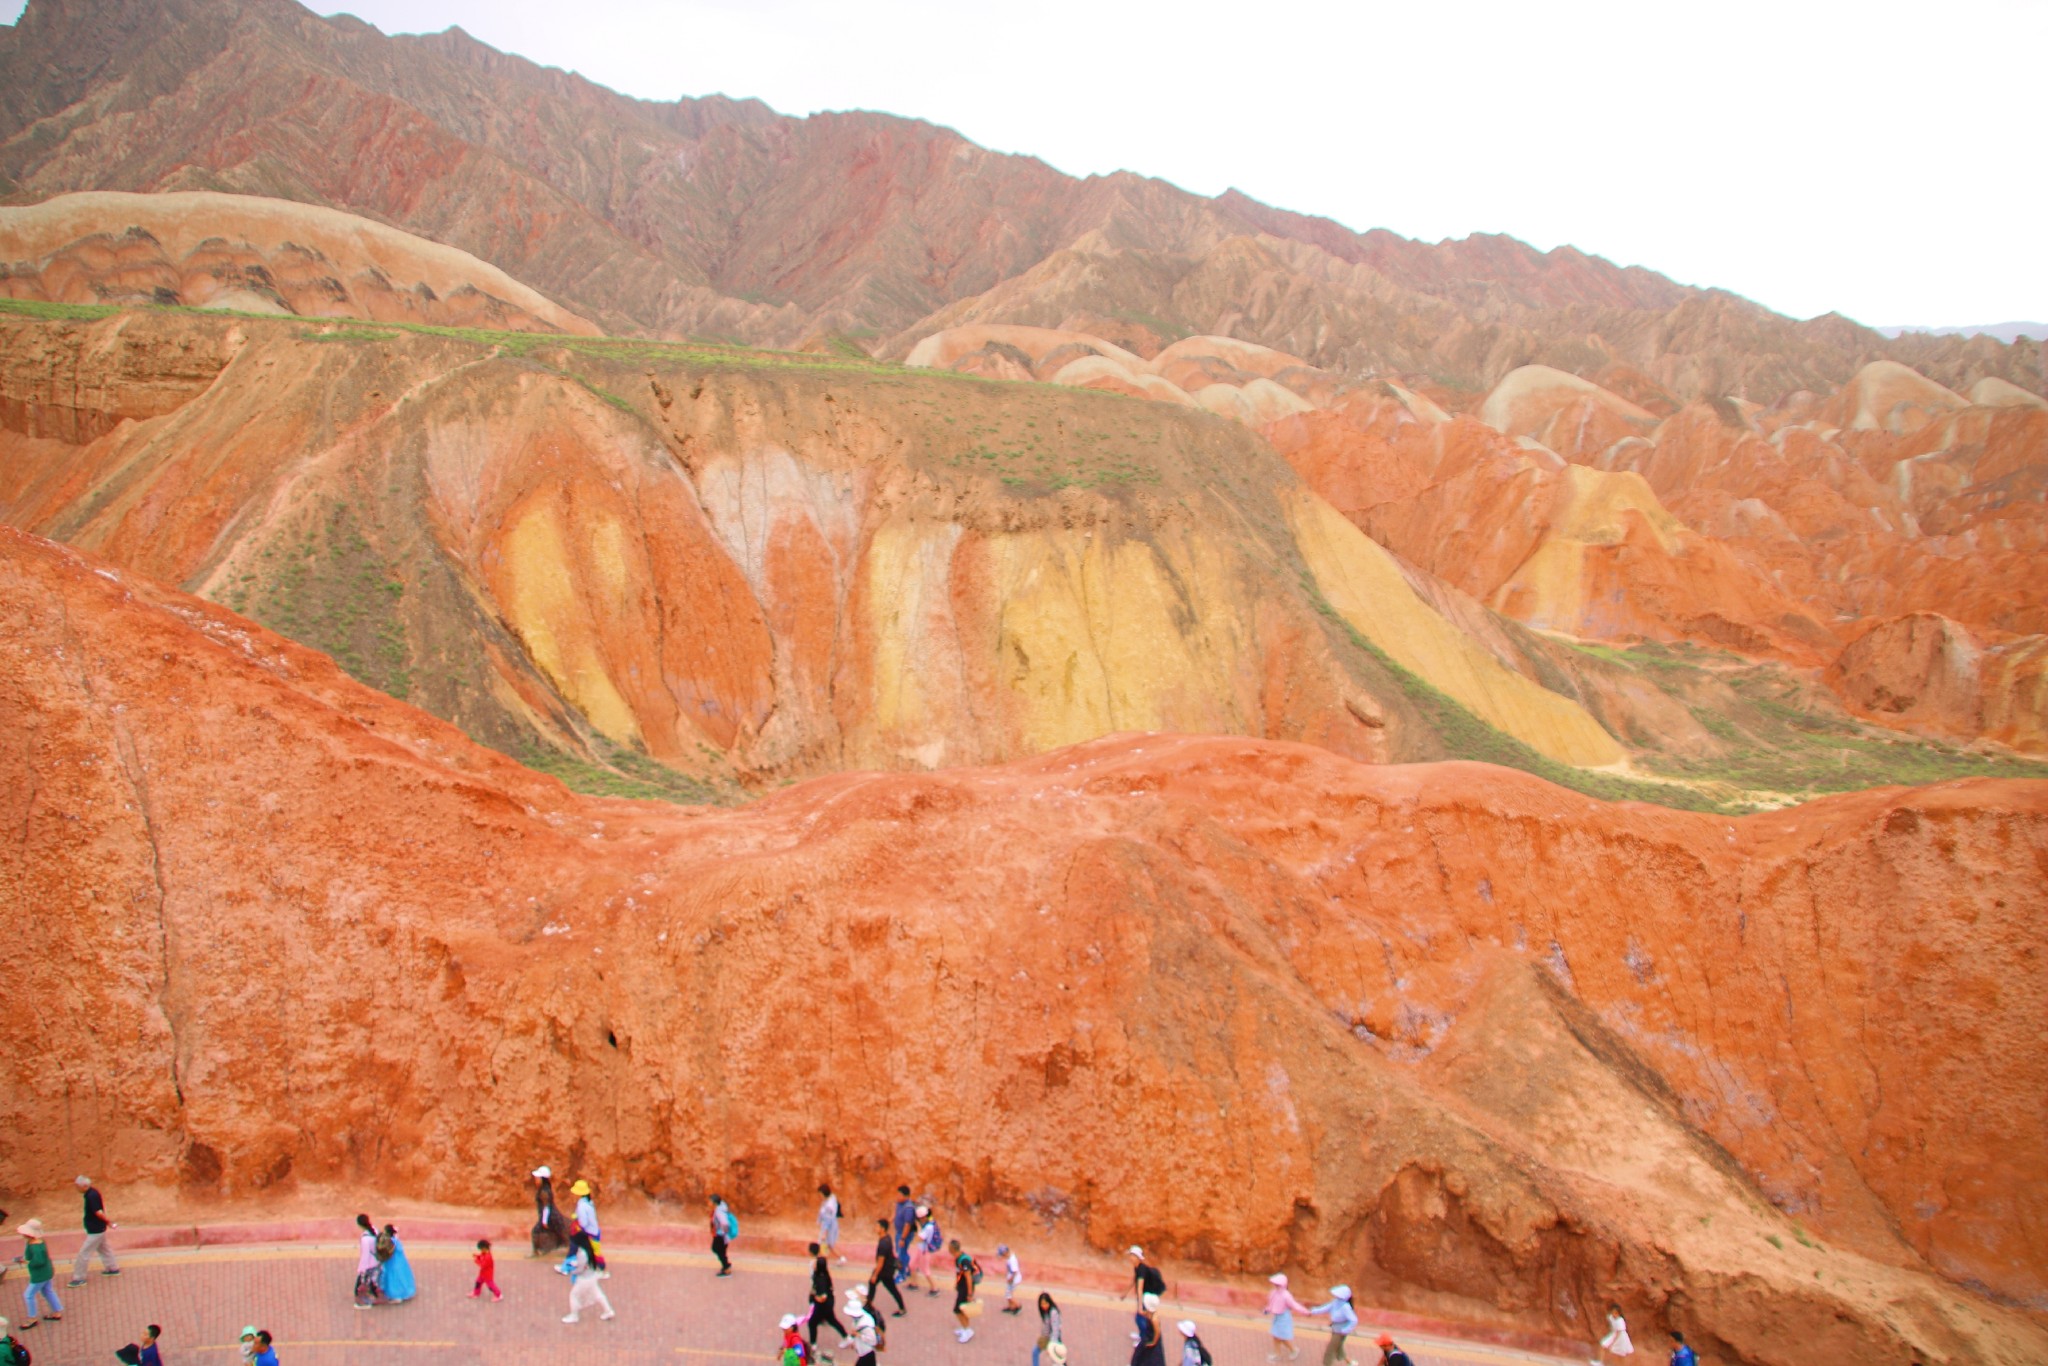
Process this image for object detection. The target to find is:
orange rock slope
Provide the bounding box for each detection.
[3,525,2045,1365]
[1262,361,2048,749]
[0,306,1630,786]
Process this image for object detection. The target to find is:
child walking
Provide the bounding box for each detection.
[998,1245,1023,1313]
[472,1239,502,1301]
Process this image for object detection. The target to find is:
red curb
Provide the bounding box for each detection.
[44,1219,1583,1358]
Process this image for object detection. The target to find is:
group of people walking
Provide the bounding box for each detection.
[3,1171,1707,1366]
[4,1178,123,1331]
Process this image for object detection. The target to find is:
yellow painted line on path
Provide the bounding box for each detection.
[189,1344,462,1354]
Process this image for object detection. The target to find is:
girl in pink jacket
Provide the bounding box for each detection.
[1264,1273,1311,1361]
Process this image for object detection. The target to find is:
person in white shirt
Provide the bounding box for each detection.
[999,1245,1023,1313]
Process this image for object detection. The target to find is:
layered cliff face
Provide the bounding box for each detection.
[4,525,2045,1364]
[1249,361,2048,755]
[0,305,1643,796]
[0,190,598,333]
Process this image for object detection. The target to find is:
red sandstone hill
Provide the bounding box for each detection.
[4,523,2046,1365]
[3,0,2042,404]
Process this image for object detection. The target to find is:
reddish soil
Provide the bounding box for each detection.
[4,526,2045,1364]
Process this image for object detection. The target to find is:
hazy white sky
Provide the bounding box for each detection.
[9,0,2044,325]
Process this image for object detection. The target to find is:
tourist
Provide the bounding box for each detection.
[471,1238,502,1301]
[850,1283,886,1352]
[950,1238,979,1344]
[352,1214,383,1307]
[252,1329,279,1366]
[561,1231,615,1323]
[114,1323,165,1365]
[1131,1292,1165,1366]
[1373,1335,1413,1366]
[818,1185,844,1264]
[1593,1304,1633,1363]
[1178,1320,1213,1366]
[709,1194,736,1276]
[1265,1273,1310,1361]
[570,1180,603,1269]
[11,1219,61,1328]
[116,1322,166,1365]
[67,1175,122,1285]
[1306,1286,1356,1366]
[1667,1332,1696,1366]
[778,1313,807,1366]
[910,1207,942,1296]
[1034,1292,1064,1366]
[531,1167,568,1257]
[379,1224,417,1304]
[867,1217,906,1316]
[998,1243,1022,1313]
[808,1242,848,1353]
[889,1187,917,1278]
[1126,1247,1166,1302]
[0,1317,27,1365]
[843,1290,880,1366]
[238,1326,258,1363]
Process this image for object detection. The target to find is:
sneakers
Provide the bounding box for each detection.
[493,1292,504,1302]
[67,1279,87,1287]
[562,1315,580,1324]
[600,1312,616,1321]
[955,1328,975,1343]
[102,1268,121,1277]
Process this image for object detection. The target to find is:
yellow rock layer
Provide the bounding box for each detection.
[498,495,643,746]
[1286,489,1623,768]
[1495,465,1682,631]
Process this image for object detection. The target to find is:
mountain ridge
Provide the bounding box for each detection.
[20,0,2026,402]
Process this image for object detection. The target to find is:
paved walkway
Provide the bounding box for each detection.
[5,1243,1578,1366]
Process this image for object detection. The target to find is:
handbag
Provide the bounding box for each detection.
[961,1299,985,1319]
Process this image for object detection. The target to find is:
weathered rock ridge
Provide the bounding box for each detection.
[0,190,598,333]
[3,525,2045,1364]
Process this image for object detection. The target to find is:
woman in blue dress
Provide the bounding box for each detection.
[378,1224,418,1304]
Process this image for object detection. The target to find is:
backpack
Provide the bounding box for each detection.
[922,1222,943,1252]
[374,1229,395,1262]
[5,1340,30,1366]
[1194,1338,1213,1366]
[969,1257,985,1288]
[722,1207,739,1240]
[780,1347,803,1366]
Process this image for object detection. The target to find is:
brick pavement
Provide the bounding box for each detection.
[4,1242,1578,1366]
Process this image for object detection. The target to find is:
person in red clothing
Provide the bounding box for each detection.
[471,1239,502,1301]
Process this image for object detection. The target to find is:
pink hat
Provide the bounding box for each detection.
[16,1219,45,1239]
[1269,1273,1288,1286]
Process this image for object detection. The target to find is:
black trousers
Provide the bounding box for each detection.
[711,1235,730,1272]
[869,1272,906,1312]
[809,1302,848,1341]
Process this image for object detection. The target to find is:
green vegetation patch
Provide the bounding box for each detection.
[512,736,742,806]
[1306,585,1726,812]
[235,501,411,700]
[0,296,120,321]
